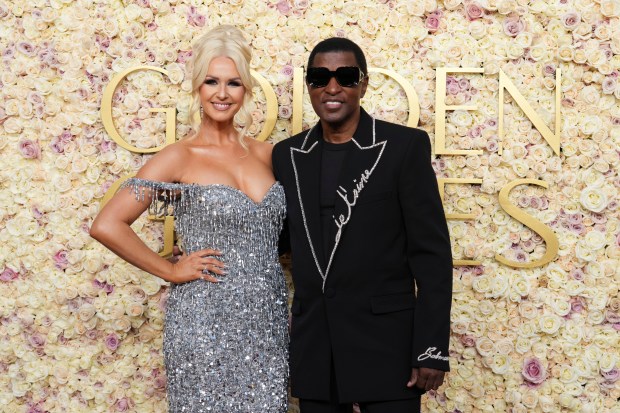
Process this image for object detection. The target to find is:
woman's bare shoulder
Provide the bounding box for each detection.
[135,141,192,182]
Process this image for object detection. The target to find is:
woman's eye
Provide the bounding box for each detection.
[204,79,217,85]
[229,81,242,87]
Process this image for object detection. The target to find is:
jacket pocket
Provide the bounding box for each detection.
[291,299,302,315]
[371,293,415,314]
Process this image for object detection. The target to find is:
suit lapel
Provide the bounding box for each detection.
[291,110,388,291]
[324,111,386,283]
[290,125,326,280]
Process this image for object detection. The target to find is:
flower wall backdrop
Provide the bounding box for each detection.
[1,0,619,412]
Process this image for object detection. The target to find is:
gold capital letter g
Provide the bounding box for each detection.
[100,66,176,153]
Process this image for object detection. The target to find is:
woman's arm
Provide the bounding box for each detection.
[90,145,225,283]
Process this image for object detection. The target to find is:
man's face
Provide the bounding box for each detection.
[306,51,368,129]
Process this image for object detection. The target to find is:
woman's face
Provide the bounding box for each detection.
[199,56,246,124]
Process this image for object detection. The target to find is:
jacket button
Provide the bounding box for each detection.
[325,288,336,298]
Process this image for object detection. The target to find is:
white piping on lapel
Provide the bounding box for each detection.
[291,117,387,291]
[291,129,324,282]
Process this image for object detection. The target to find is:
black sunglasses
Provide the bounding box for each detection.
[306,66,366,88]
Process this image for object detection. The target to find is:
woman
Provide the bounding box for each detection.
[90,25,289,412]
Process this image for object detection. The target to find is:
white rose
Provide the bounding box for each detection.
[476,337,495,357]
[580,187,608,212]
[539,314,562,334]
[550,298,571,316]
[490,354,511,374]
[579,115,602,135]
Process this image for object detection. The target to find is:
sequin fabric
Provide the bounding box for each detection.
[123,178,289,413]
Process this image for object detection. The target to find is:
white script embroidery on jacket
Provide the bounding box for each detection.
[417,347,449,362]
[334,169,371,232]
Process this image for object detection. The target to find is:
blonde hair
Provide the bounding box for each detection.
[189,25,254,147]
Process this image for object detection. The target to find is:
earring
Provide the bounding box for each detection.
[200,105,203,119]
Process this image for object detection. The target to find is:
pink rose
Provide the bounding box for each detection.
[570,297,586,313]
[100,139,117,153]
[561,12,580,29]
[280,64,294,77]
[50,136,65,154]
[425,13,441,32]
[0,267,18,282]
[518,196,530,208]
[176,50,192,64]
[602,77,617,94]
[105,333,120,351]
[27,404,45,413]
[602,368,620,382]
[276,0,291,14]
[446,77,460,95]
[18,139,42,159]
[542,63,556,76]
[522,357,546,384]
[85,330,98,340]
[569,223,585,235]
[114,397,134,412]
[278,105,292,119]
[187,8,205,27]
[460,335,476,347]
[53,250,69,270]
[28,334,46,348]
[606,311,620,324]
[17,42,36,57]
[503,18,524,37]
[465,2,484,20]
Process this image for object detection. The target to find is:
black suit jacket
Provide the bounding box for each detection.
[272,109,453,403]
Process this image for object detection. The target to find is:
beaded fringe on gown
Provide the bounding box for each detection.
[123,178,289,413]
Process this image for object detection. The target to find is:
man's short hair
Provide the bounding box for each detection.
[307,37,368,75]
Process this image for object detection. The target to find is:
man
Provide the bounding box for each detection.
[272,38,453,413]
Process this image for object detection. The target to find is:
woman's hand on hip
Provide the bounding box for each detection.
[169,248,226,283]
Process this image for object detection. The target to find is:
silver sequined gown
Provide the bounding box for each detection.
[124,178,289,413]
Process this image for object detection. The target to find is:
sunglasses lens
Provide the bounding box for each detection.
[335,67,361,87]
[306,68,331,88]
[306,67,363,88]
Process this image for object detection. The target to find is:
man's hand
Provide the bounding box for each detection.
[407,367,445,391]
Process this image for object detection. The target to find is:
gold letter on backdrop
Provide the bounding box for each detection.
[498,68,561,155]
[368,68,420,127]
[251,69,278,141]
[437,178,484,266]
[101,66,176,153]
[292,67,305,135]
[434,68,484,155]
[496,179,559,268]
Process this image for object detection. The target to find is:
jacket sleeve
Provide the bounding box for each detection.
[398,129,453,371]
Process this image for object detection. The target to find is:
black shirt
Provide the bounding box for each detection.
[320,140,353,262]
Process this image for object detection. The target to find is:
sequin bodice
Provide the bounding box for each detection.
[123,178,289,413]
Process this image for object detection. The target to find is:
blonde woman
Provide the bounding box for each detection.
[90,25,288,412]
